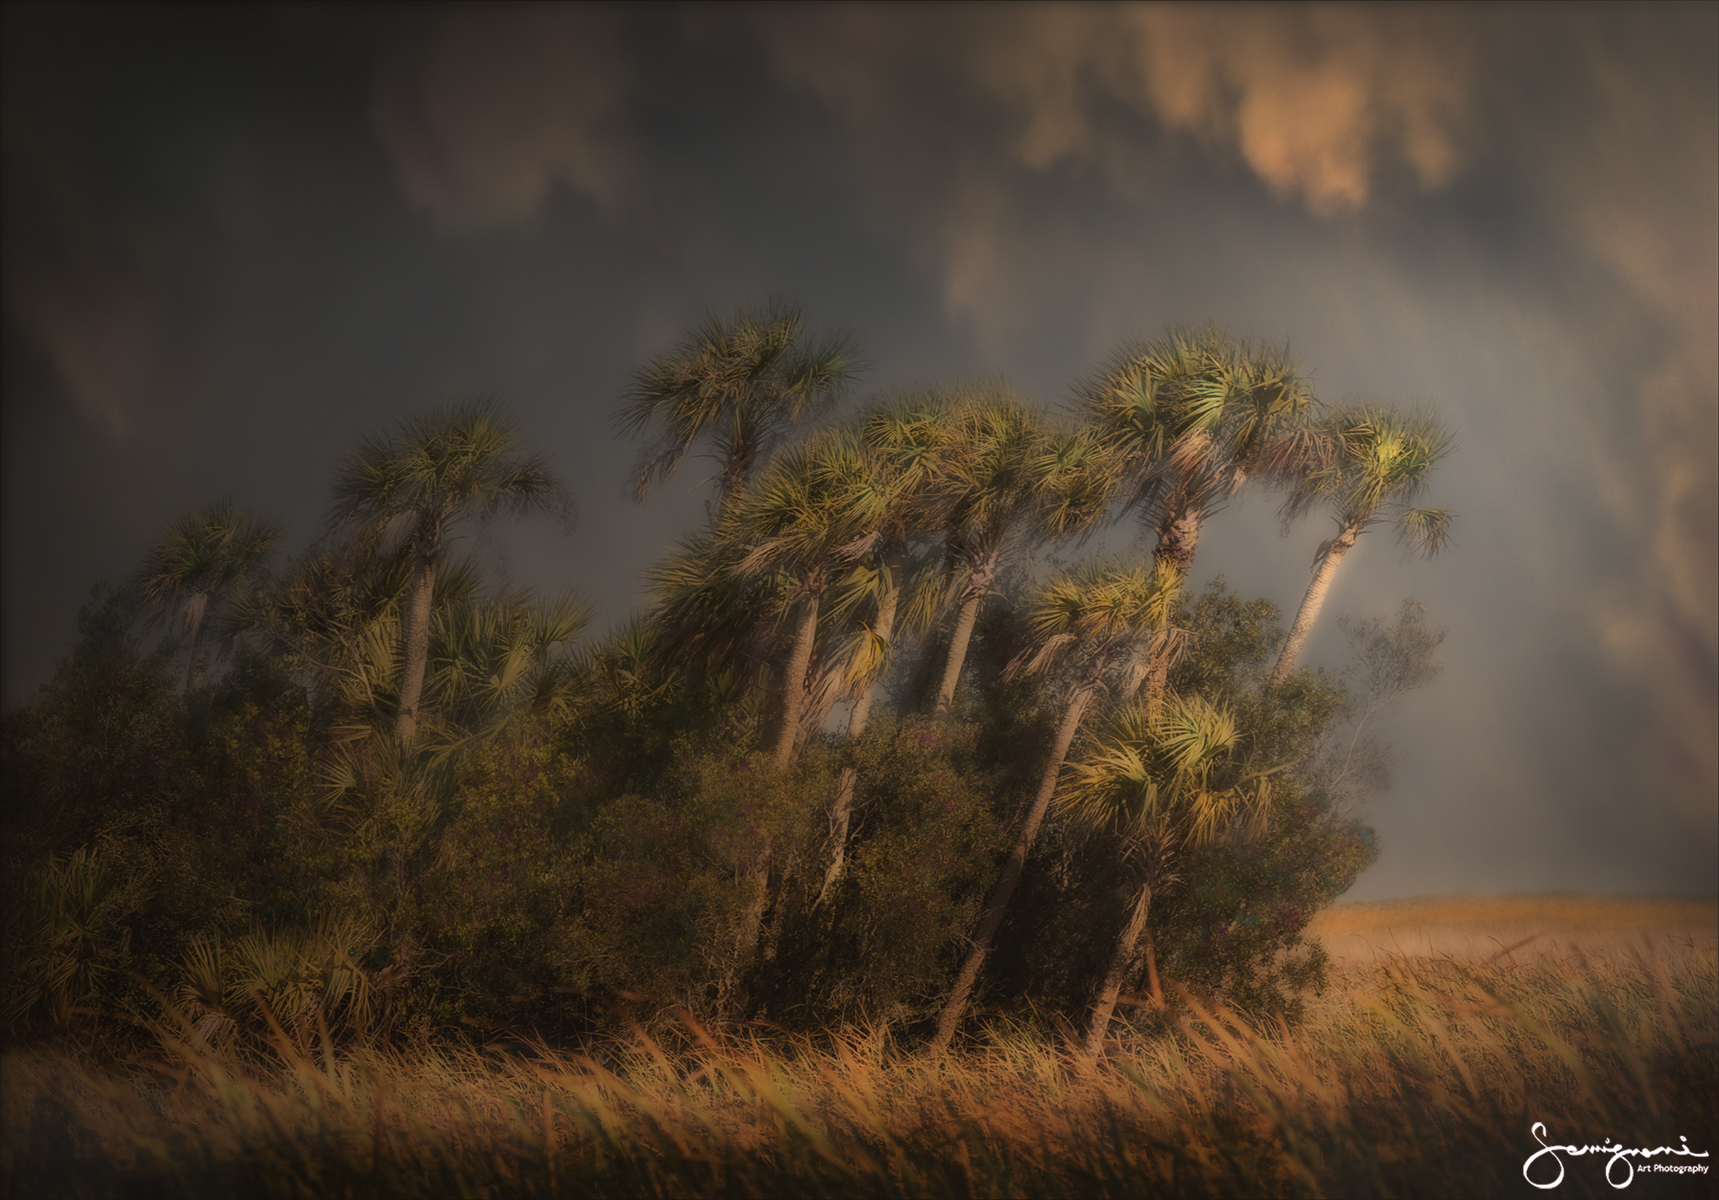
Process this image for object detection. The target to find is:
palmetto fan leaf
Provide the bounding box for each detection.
[1011,558,1178,681]
[138,500,282,625]
[426,589,593,732]
[329,400,566,748]
[1059,694,1246,840]
[1279,405,1453,526]
[1398,507,1454,557]
[137,499,282,690]
[617,302,859,516]
[330,402,561,538]
[645,527,788,682]
[1076,325,1315,518]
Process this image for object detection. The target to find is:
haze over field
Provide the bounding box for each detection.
[3,4,1714,900]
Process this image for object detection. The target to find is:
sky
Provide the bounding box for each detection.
[3,3,1714,900]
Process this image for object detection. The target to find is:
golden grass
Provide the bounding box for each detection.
[1308,894,1718,937]
[4,915,1715,1198]
[1306,895,1719,977]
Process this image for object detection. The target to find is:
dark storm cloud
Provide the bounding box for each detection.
[367,6,637,232]
[2,25,164,439]
[2,4,1712,897]
[729,4,1716,871]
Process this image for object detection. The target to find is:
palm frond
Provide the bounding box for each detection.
[1397,507,1454,558]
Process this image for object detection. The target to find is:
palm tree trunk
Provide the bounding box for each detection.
[1139,507,1201,712]
[1081,879,1154,1063]
[1143,922,1164,1008]
[1271,521,1359,684]
[934,544,1000,718]
[930,656,1103,1053]
[187,619,212,694]
[816,544,903,906]
[716,419,760,522]
[395,543,439,748]
[772,572,823,769]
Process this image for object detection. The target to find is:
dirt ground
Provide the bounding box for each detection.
[1305,895,1719,969]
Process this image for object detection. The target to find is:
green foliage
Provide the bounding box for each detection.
[6,357,1451,1059]
[1,586,186,860]
[1153,788,1378,1021]
[982,579,1362,1024]
[763,717,1009,1025]
[2,846,143,1037]
[166,917,385,1053]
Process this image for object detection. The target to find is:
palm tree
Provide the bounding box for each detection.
[331,402,565,748]
[928,392,1116,718]
[729,431,890,769]
[617,302,859,520]
[1059,695,1279,1063]
[1078,327,1318,707]
[1270,407,1453,684]
[230,539,472,729]
[137,499,282,692]
[930,558,1175,1053]
[814,398,956,904]
[423,589,593,752]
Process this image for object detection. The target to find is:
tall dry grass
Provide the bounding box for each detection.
[3,939,1714,1198]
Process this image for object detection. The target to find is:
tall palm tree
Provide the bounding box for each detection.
[814,398,956,904]
[930,559,1175,1053]
[137,499,282,692]
[230,538,474,727]
[1270,406,1453,684]
[928,392,1116,718]
[1078,327,1318,707]
[331,402,565,748]
[1059,695,1280,1063]
[617,302,859,520]
[729,431,889,769]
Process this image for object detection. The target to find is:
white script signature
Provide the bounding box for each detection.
[1523,1122,1710,1189]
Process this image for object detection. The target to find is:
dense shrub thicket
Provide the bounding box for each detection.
[3,320,1449,1057]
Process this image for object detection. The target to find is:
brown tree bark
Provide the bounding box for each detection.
[1140,505,1201,713]
[816,543,903,906]
[1080,879,1155,1064]
[930,656,1104,1053]
[186,620,212,694]
[934,544,1001,718]
[1271,520,1360,684]
[395,531,440,749]
[771,570,824,769]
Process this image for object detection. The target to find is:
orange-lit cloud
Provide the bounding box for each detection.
[1125,6,1473,213]
[1558,22,1718,821]
[368,8,635,233]
[745,4,1717,829]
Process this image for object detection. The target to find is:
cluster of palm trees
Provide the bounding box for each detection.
[616,308,1452,1056]
[131,304,1452,1056]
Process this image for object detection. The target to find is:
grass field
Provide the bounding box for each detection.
[1309,894,1717,955]
[4,895,1715,1198]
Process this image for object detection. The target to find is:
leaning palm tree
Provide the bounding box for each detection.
[330,402,565,748]
[137,499,282,692]
[814,397,957,904]
[1060,694,1281,1063]
[729,431,891,769]
[1270,406,1453,683]
[617,302,859,520]
[930,558,1177,1053]
[1077,327,1318,707]
[928,393,1117,718]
